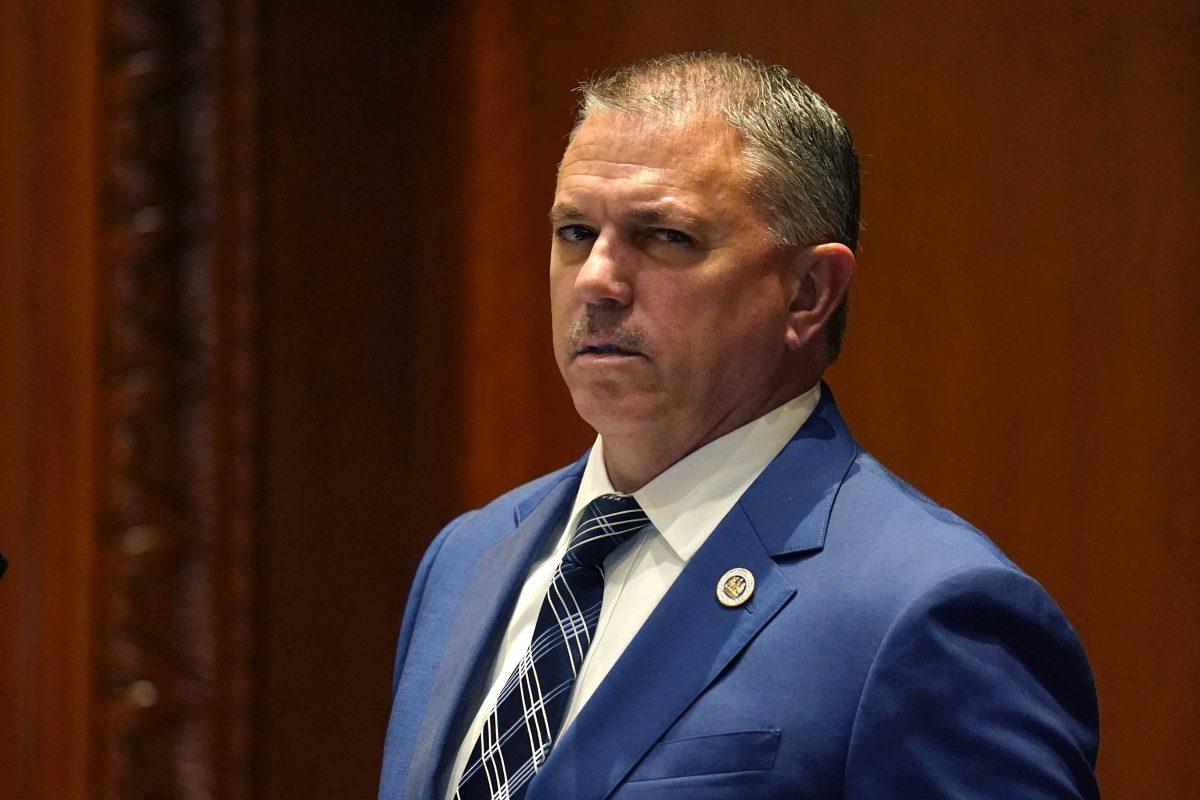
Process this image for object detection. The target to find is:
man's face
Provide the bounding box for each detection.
[550,110,802,448]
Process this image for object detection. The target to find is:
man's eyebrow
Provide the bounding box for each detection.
[628,207,703,228]
[548,203,586,224]
[548,203,706,228]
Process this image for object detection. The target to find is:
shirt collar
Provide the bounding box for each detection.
[567,383,822,561]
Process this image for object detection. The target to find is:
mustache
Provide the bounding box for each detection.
[566,309,649,354]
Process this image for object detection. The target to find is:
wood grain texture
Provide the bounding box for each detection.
[256,4,470,798]
[0,1,99,798]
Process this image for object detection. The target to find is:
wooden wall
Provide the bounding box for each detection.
[1,2,98,797]
[1,1,1196,798]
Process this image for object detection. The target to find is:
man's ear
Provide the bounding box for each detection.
[784,243,856,352]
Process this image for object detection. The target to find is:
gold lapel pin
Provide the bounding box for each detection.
[716,567,755,607]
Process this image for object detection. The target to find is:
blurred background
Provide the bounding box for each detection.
[1,1,1197,798]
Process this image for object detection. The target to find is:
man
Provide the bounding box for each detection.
[379,52,1099,799]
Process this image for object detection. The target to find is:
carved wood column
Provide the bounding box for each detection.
[96,1,259,796]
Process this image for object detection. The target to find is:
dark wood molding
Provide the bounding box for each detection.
[95,0,260,796]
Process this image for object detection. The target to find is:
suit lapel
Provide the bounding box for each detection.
[527,505,796,800]
[526,386,858,800]
[404,474,581,800]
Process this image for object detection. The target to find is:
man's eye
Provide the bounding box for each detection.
[651,228,693,245]
[555,224,595,243]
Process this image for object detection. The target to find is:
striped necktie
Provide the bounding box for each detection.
[454,493,650,800]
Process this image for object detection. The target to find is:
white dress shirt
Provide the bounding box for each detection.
[444,383,822,796]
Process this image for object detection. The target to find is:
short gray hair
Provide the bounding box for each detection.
[572,52,860,361]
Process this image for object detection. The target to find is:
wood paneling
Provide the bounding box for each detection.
[0,1,99,798]
[826,8,1200,793]
[257,4,470,799]
[2,0,263,797]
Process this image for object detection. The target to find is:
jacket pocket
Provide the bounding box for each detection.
[624,728,781,783]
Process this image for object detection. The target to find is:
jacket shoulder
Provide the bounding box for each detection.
[831,449,1019,575]
[429,456,587,554]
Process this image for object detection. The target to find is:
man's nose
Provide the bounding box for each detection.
[575,232,633,307]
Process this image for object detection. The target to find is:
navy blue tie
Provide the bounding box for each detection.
[454,493,650,800]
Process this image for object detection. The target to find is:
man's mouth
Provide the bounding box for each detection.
[576,343,643,359]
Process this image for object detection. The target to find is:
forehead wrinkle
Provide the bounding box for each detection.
[557,171,745,234]
[560,156,732,191]
[561,115,747,182]
[557,169,729,212]
[555,183,712,225]
[556,112,756,232]
[550,196,705,229]
[561,156,684,172]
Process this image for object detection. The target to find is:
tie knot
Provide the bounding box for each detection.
[564,493,649,570]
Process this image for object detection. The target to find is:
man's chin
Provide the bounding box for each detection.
[570,387,663,436]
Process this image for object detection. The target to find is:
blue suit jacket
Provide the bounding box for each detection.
[379,388,1100,799]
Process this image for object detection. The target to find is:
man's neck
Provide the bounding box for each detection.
[602,441,687,494]
[600,383,819,492]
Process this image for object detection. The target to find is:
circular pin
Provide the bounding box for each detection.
[716,567,755,607]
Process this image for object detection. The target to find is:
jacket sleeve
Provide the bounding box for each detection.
[844,565,1100,799]
[390,511,476,699]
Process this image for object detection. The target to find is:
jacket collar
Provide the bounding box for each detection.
[740,382,858,557]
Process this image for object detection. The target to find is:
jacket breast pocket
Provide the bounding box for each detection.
[624,728,781,784]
